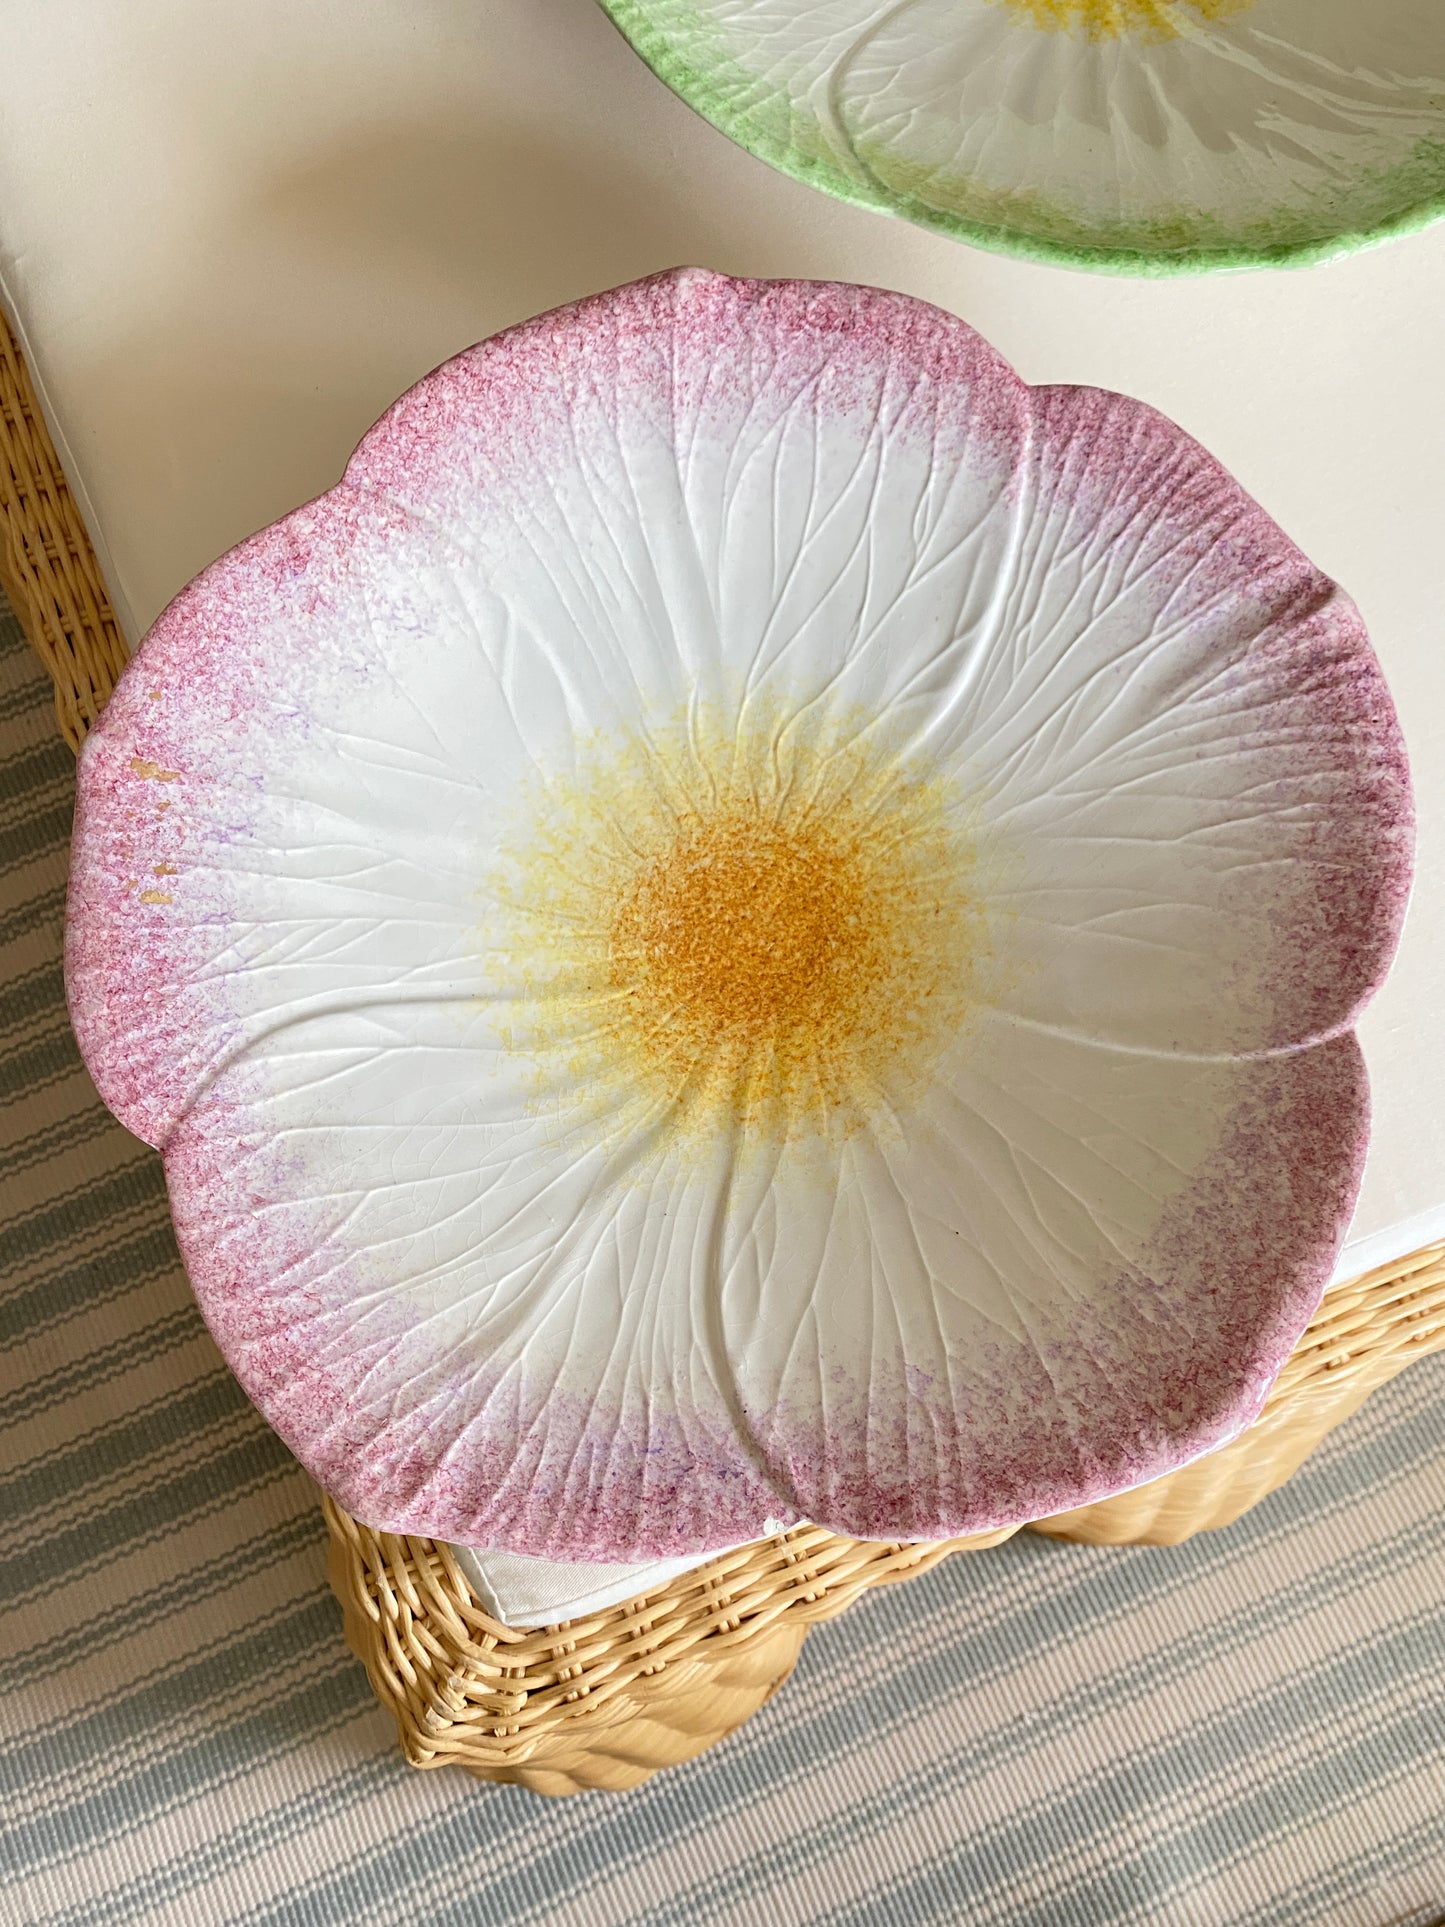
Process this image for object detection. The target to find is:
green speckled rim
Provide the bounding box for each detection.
[598,0,1445,276]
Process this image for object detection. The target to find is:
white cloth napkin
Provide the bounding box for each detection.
[451,1522,791,1628]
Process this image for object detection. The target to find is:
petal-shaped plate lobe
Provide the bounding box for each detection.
[958,383,1411,1055]
[159,1007,1367,1553]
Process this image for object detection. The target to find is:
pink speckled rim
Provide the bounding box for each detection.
[65,270,1415,1560]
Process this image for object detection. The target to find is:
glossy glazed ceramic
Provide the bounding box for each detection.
[66,272,1412,1559]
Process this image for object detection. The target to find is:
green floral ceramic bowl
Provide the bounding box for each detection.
[600,0,1445,273]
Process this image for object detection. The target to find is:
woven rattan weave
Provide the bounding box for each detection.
[0,306,128,749]
[5,299,1443,1792]
[326,1505,1020,1794]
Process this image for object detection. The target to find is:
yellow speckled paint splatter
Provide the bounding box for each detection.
[997,0,1251,39]
[487,701,993,1162]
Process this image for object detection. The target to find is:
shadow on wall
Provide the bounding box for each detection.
[256,110,739,341]
[80,107,734,629]
[73,0,964,632]
[71,0,1043,634]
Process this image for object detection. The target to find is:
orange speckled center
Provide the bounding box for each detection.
[493,705,991,1158]
[997,0,1251,38]
[610,802,897,1119]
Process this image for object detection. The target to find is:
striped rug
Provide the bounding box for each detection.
[2,588,1443,1927]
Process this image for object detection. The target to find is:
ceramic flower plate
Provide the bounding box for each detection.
[66,271,1412,1563]
[600,2,1445,272]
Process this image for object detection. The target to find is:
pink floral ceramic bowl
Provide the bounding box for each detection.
[66,271,1413,1561]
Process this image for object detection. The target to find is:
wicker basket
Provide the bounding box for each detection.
[0,306,128,748]
[6,301,1445,1793]
[325,1503,1019,1795]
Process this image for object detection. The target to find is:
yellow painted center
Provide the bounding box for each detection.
[612,801,906,1117]
[996,0,1252,39]
[491,703,990,1159]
